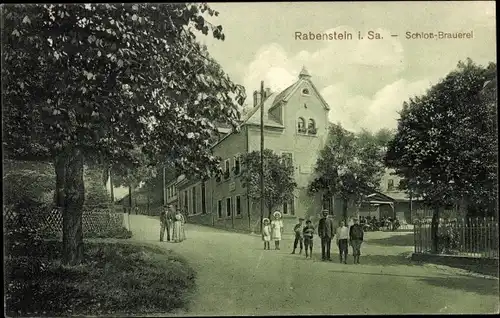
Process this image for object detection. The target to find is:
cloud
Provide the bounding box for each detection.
[241,26,432,132]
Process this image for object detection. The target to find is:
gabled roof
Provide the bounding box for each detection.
[364,190,424,203]
[269,77,330,112]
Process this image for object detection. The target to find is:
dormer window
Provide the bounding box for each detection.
[308,119,317,135]
[298,117,306,133]
[301,88,310,96]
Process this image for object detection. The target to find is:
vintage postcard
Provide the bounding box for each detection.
[2,1,498,316]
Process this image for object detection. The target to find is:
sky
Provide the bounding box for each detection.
[111,1,496,199]
[197,1,496,132]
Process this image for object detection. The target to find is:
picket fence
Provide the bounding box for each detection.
[3,205,126,235]
[414,217,499,259]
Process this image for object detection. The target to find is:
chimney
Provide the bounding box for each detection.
[253,90,262,107]
[265,87,272,98]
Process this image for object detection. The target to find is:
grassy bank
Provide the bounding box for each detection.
[5,240,197,316]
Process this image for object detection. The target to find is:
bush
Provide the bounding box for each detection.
[5,241,196,316]
[3,167,55,206]
[85,227,133,239]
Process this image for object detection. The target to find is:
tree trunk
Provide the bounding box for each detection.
[342,199,348,223]
[54,155,66,207]
[109,168,114,204]
[128,183,132,214]
[431,206,440,254]
[147,185,150,215]
[62,147,85,265]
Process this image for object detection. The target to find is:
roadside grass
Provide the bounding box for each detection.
[5,240,197,316]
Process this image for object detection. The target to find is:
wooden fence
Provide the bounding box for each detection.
[414,217,499,259]
[3,205,126,235]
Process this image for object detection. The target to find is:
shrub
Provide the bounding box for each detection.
[84,226,133,239]
[5,241,197,316]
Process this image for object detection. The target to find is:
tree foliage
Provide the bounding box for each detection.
[240,149,297,217]
[309,123,386,210]
[385,59,497,216]
[2,3,245,265]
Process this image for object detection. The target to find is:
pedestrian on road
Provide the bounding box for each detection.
[303,219,315,259]
[349,217,364,264]
[262,218,271,250]
[271,211,284,250]
[336,220,349,264]
[172,207,186,243]
[291,217,305,254]
[160,205,173,242]
[318,209,336,261]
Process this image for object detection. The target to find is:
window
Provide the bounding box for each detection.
[201,182,206,214]
[224,159,230,179]
[233,155,241,175]
[192,186,197,214]
[235,195,241,216]
[388,179,394,191]
[226,197,232,217]
[184,191,188,214]
[308,119,317,135]
[217,200,222,219]
[283,198,295,216]
[302,88,310,95]
[297,117,306,133]
[281,152,293,168]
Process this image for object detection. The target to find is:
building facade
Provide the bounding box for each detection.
[169,67,350,233]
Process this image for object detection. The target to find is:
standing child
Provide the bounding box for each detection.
[262,218,271,250]
[336,220,349,264]
[271,211,284,250]
[303,220,315,259]
[291,218,305,254]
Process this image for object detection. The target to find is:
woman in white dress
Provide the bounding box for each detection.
[172,211,185,243]
[271,211,284,250]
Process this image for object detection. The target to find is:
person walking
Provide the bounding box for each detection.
[262,218,271,250]
[303,219,315,259]
[160,205,173,242]
[349,217,365,264]
[336,220,349,264]
[271,211,284,250]
[318,209,336,261]
[291,218,305,254]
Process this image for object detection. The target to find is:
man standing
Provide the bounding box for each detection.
[318,209,336,261]
[160,205,173,242]
[349,217,365,264]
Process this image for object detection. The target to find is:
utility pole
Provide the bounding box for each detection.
[163,165,166,207]
[260,80,265,233]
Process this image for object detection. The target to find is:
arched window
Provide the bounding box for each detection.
[308,119,317,135]
[297,117,306,133]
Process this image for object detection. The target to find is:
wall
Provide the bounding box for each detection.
[246,79,329,226]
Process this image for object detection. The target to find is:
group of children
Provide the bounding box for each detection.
[262,213,365,264]
[261,213,315,258]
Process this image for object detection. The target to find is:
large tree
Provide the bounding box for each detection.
[2,3,245,265]
[386,59,497,216]
[385,59,497,251]
[240,149,297,229]
[309,124,386,221]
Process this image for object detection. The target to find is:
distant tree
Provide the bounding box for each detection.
[2,3,245,265]
[385,59,497,252]
[240,149,297,229]
[309,124,385,221]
